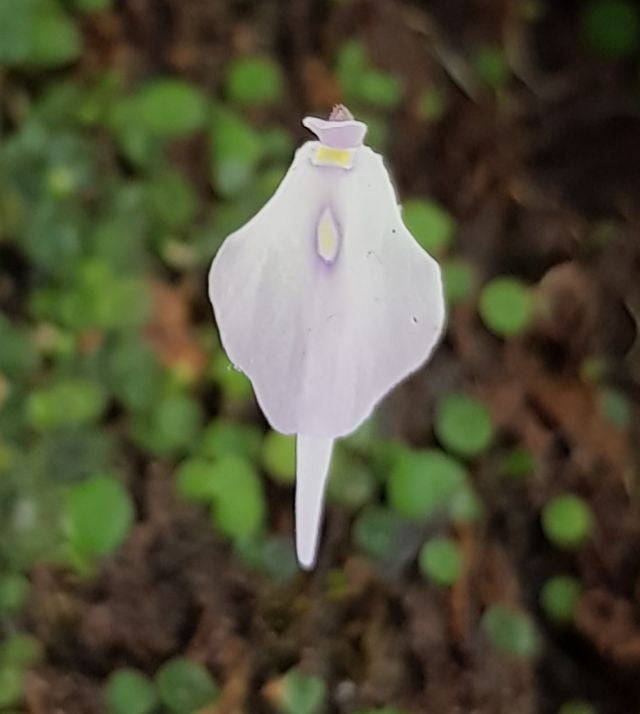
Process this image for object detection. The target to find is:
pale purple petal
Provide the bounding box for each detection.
[295,435,334,569]
[209,142,445,438]
[302,116,367,148]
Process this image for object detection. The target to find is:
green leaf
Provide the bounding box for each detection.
[472,45,511,89]
[105,669,158,714]
[131,392,202,456]
[418,537,462,586]
[155,658,218,714]
[327,447,376,510]
[481,605,539,658]
[210,457,265,539]
[558,701,597,714]
[386,449,468,520]
[0,633,43,669]
[280,668,327,714]
[357,69,404,109]
[148,171,198,230]
[27,379,106,431]
[234,534,298,582]
[176,458,220,503]
[0,0,81,68]
[479,277,534,337]
[0,317,38,381]
[71,0,113,11]
[210,108,262,196]
[64,475,134,561]
[402,198,455,254]
[352,506,410,561]
[133,79,209,137]
[418,87,448,122]
[335,39,367,99]
[0,574,29,615]
[598,387,632,428]
[262,431,296,484]
[540,576,582,623]
[500,446,535,479]
[542,494,593,549]
[211,353,253,401]
[0,666,23,708]
[200,419,262,461]
[226,56,285,106]
[582,0,639,58]
[441,258,475,305]
[434,393,494,458]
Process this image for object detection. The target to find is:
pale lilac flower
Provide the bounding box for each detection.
[209,107,445,569]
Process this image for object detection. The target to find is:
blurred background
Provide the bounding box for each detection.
[1,0,639,712]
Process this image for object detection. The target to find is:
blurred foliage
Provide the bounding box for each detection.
[104,669,158,714]
[278,668,327,714]
[418,536,462,586]
[154,657,219,714]
[540,575,583,623]
[0,0,635,710]
[542,494,593,549]
[481,605,540,659]
[479,277,534,337]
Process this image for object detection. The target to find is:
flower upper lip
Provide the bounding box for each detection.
[302,116,368,149]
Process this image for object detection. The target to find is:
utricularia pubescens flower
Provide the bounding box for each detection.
[209,106,445,569]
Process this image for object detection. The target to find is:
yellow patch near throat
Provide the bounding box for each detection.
[316,207,340,262]
[312,145,354,169]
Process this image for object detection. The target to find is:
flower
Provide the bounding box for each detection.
[209,107,445,569]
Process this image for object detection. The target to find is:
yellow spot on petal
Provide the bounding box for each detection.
[317,207,340,262]
[312,145,354,169]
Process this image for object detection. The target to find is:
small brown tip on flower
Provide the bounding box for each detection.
[329,104,354,121]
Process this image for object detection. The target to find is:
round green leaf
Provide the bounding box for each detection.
[387,449,468,520]
[71,0,113,11]
[280,668,327,714]
[155,658,218,714]
[226,56,284,107]
[352,506,409,561]
[582,0,639,58]
[418,537,462,585]
[200,419,262,461]
[210,109,262,197]
[435,393,494,458]
[0,633,43,669]
[135,79,208,137]
[105,669,158,714]
[473,45,510,89]
[598,387,632,428]
[403,199,455,254]
[64,475,134,560]
[132,393,202,456]
[357,69,404,109]
[176,458,219,503]
[27,379,106,431]
[209,457,265,539]
[479,277,533,337]
[262,431,296,484]
[481,604,539,658]
[442,258,475,305]
[0,574,29,615]
[0,666,22,708]
[542,494,593,549]
[418,87,448,122]
[540,575,582,623]
[500,446,535,479]
[558,701,597,714]
[327,448,376,510]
